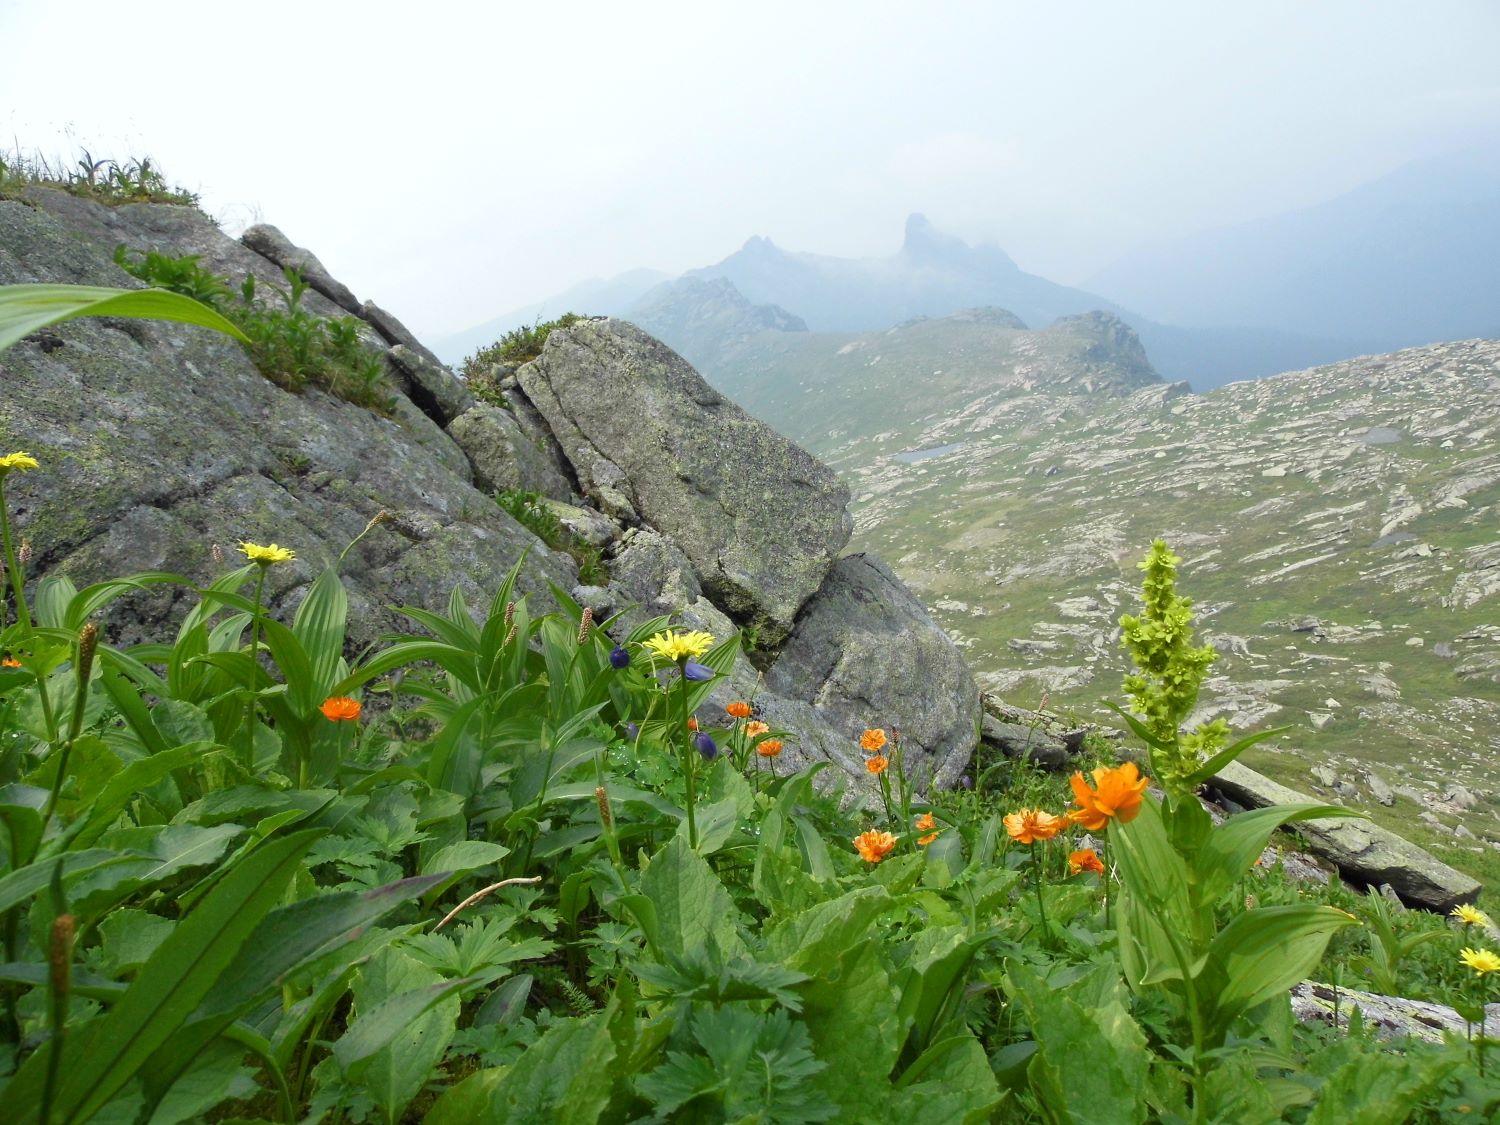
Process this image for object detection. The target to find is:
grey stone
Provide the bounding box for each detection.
[1364,772,1395,806]
[360,300,449,371]
[1290,982,1500,1043]
[241,223,363,315]
[542,499,619,547]
[447,403,574,499]
[766,554,978,790]
[518,318,852,645]
[979,715,1072,769]
[0,193,573,651]
[386,345,474,426]
[1208,762,1482,912]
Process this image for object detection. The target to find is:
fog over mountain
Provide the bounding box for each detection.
[1087,147,1500,349]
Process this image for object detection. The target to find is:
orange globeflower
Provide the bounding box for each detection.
[865,754,889,775]
[860,728,887,752]
[1068,848,1105,876]
[756,738,784,757]
[1,656,20,668]
[687,716,699,731]
[853,829,898,863]
[726,701,753,719]
[1003,808,1065,845]
[915,812,936,832]
[1068,762,1149,830]
[744,720,770,738]
[918,831,940,846]
[320,696,362,721]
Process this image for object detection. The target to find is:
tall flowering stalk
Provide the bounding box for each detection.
[0,452,39,634]
[238,541,294,770]
[643,629,715,849]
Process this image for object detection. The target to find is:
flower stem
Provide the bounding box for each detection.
[1031,841,1050,943]
[0,478,32,635]
[242,565,269,771]
[680,663,698,849]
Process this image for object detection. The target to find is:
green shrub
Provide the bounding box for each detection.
[496,488,609,585]
[112,245,393,411]
[461,312,585,379]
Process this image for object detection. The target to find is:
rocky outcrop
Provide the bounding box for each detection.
[1,188,981,795]
[0,191,574,647]
[1208,762,1481,912]
[517,319,853,646]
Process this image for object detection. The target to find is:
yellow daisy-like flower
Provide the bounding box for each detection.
[0,451,40,474]
[641,629,715,662]
[1452,904,1491,928]
[1459,947,1500,975]
[239,541,296,565]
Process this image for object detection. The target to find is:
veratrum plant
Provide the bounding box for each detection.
[1116,539,1230,799]
[1114,538,1293,804]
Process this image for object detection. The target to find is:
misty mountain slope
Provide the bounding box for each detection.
[691,214,1115,334]
[626,285,1162,457]
[1086,147,1500,347]
[840,337,1500,860]
[626,275,807,372]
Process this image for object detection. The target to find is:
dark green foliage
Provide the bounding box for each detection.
[461,313,584,376]
[112,245,393,411]
[495,488,608,585]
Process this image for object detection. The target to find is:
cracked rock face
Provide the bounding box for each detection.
[519,319,853,646]
[0,192,574,647]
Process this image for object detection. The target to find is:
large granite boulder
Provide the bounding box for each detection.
[240,223,363,316]
[765,554,978,789]
[448,403,574,499]
[1208,762,1481,912]
[517,319,853,645]
[0,192,573,647]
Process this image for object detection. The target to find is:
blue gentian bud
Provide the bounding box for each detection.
[625,722,639,740]
[694,731,718,761]
[683,660,713,682]
[609,645,630,669]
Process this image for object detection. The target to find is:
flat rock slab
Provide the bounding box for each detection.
[519,319,852,645]
[1209,761,1481,912]
[1291,981,1500,1043]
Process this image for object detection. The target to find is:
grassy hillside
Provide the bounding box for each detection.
[826,338,1500,880]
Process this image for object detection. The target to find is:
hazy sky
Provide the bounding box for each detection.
[4,1,1498,338]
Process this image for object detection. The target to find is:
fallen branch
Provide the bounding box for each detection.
[434,876,543,931]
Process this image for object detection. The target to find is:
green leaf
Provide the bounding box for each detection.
[0,828,321,1124]
[0,283,249,353]
[427,1011,617,1125]
[1009,960,1149,1125]
[799,940,902,1118]
[765,886,892,970]
[637,835,745,961]
[1203,904,1359,1039]
[1185,726,1291,785]
[1195,803,1365,907]
[61,741,215,850]
[334,975,484,1072]
[292,568,349,705]
[343,945,459,1124]
[889,1032,1003,1123]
